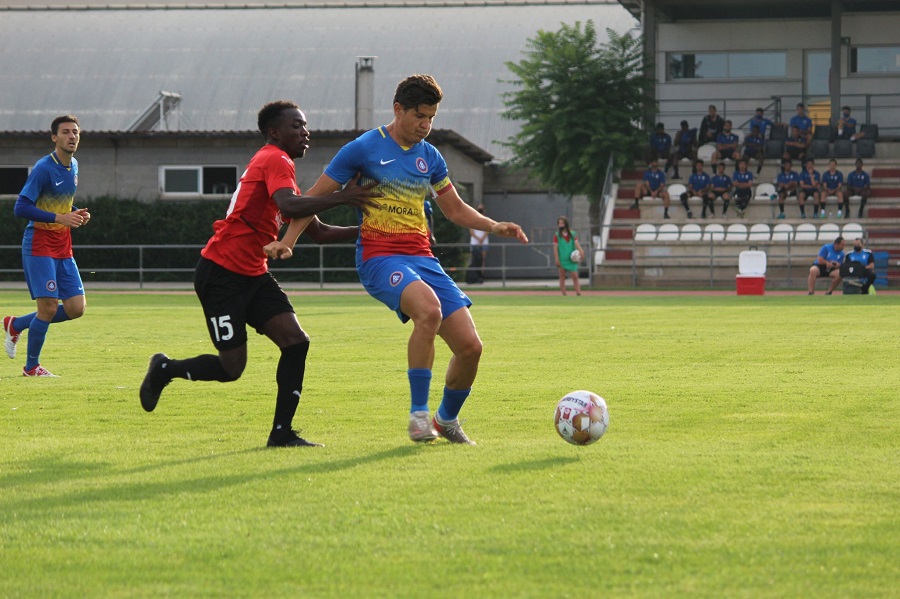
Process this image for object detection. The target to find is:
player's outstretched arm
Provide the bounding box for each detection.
[274,174,381,219]
[437,188,529,244]
[305,216,359,244]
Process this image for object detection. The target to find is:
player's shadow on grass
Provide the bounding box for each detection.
[487,455,579,473]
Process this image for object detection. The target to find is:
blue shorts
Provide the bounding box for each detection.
[22,255,84,300]
[358,255,472,323]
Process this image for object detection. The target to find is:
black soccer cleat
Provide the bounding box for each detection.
[140,353,171,412]
[267,427,324,448]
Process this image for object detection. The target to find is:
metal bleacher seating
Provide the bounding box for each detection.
[697,144,716,163]
[795,223,817,240]
[842,222,863,239]
[833,139,853,158]
[857,138,876,158]
[634,223,656,241]
[725,223,748,241]
[680,223,702,241]
[818,222,840,241]
[772,223,793,241]
[703,223,725,241]
[764,139,784,159]
[814,124,834,141]
[657,223,679,241]
[748,223,771,241]
[811,139,830,158]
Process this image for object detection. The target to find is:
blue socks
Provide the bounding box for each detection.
[13,306,70,333]
[438,387,471,422]
[408,368,432,413]
[25,317,50,370]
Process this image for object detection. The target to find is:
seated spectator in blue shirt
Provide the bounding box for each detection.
[632,160,672,218]
[711,120,740,165]
[749,107,774,139]
[821,159,846,217]
[789,103,813,148]
[672,120,697,180]
[783,126,807,163]
[836,106,864,141]
[686,159,713,218]
[800,159,822,219]
[843,237,877,294]
[846,158,872,218]
[732,159,754,218]
[647,123,675,175]
[807,236,846,295]
[742,125,766,174]
[710,162,732,217]
[699,104,725,147]
[775,159,800,219]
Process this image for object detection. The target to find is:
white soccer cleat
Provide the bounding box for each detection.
[23,364,59,378]
[3,316,19,360]
[408,410,438,442]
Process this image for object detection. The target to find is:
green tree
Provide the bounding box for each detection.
[502,21,652,234]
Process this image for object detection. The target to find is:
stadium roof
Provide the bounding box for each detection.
[617,0,900,21]
[0,0,637,163]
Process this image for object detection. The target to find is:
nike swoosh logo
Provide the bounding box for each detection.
[380,159,396,165]
[55,181,64,186]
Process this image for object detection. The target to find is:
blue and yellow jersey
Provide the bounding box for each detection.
[19,152,78,258]
[324,127,453,262]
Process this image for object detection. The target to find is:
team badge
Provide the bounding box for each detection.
[416,157,428,173]
[46,280,57,293]
[390,272,403,287]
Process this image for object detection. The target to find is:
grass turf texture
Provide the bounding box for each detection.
[0,291,897,598]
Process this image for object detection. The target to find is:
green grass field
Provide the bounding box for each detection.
[1,290,898,598]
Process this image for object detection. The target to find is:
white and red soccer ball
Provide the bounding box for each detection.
[554,390,609,445]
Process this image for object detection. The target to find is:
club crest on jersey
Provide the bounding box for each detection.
[73,175,78,186]
[46,280,57,293]
[389,272,403,287]
[416,157,428,173]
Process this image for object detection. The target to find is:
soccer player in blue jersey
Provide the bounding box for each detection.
[686,159,713,218]
[4,115,91,377]
[843,237,877,294]
[749,107,774,139]
[775,159,800,219]
[699,105,724,146]
[847,158,871,218]
[783,126,807,164]
[821,159,846,218]
[648,123,674,177]
[711,162,732,217]
[632,160,673,218]
[673,120,697,179]
[789,103,813,149]
[742,125,766,174]
[732,159,754,218]
[808,236,845,295]
[711,120,740,165]
[277,75,528,445]
[800,159,822,219]
[836,106,862,141]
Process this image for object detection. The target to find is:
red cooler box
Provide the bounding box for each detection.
[736,250,767,295]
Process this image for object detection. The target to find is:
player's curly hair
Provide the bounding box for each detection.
[257,101,299,137]
[51,115,79,135]
[393,75,443,110]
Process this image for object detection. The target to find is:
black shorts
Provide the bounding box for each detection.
[743,147,761,158]
[814,264,837,278]
[734,188,752,201]
[785,145,804,159]
[777,186,796,198]
[194,256,294,351]
[719,148,736,160]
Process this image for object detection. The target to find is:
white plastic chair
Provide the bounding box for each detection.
[634,223,657,241]
[733,129,745,146]
[842,222,863,239]
[680,223,702,241]
[725,223,748,241]
[772,223,794,241]
[697,143,716,163]
[703,223,725,241]
[755,183,777,200]
[748,223,771,241]
[667,183,687,199]
[795,223,817,241]
[657,223,679,241]
[818,222,839,241]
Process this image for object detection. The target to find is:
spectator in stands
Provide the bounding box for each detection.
[554,216,585,296]
[699,104,725,147]
[847,158,872,218]
[807,235,845,295]
[799,159,821,219]
[821,159,846,218]
[749,107,775,139]
[783,126,807,164]
[711,161,732,218]
[836,106,864,141]
[775,159,800,219]
[732,158,754,218]
[843,237,877,294]
[742,125,766,174]
[686,159,713,218]
[632,160,672,219]
[711,119,739,165]
[789,103,813,150]
[648,123,674,176]
[672,120,697,179]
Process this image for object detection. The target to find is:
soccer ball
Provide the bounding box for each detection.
[570,249,582,262]
[554,390,609,446]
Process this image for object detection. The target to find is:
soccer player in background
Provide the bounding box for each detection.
[277,74,529,445]
[138,101,379,448]
[4,115,91,377]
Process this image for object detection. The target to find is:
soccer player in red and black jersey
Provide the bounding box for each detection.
[139,101,379,448]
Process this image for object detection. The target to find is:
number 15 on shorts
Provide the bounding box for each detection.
[210,315,234,342]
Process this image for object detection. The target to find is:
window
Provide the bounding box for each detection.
[0,166,29,195]
[668,52,787,80]
[850,46,900,74]
[160,166,238,197]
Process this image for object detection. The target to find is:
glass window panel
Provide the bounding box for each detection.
[852,46,900,73]
[0,167,29,195]
[164,168,200,193]
[730,52,786,78]
[668,52,786,80]
[693,53,728,79]
[203,166,237,195]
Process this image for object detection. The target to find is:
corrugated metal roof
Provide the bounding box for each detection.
[0,3,636,162]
